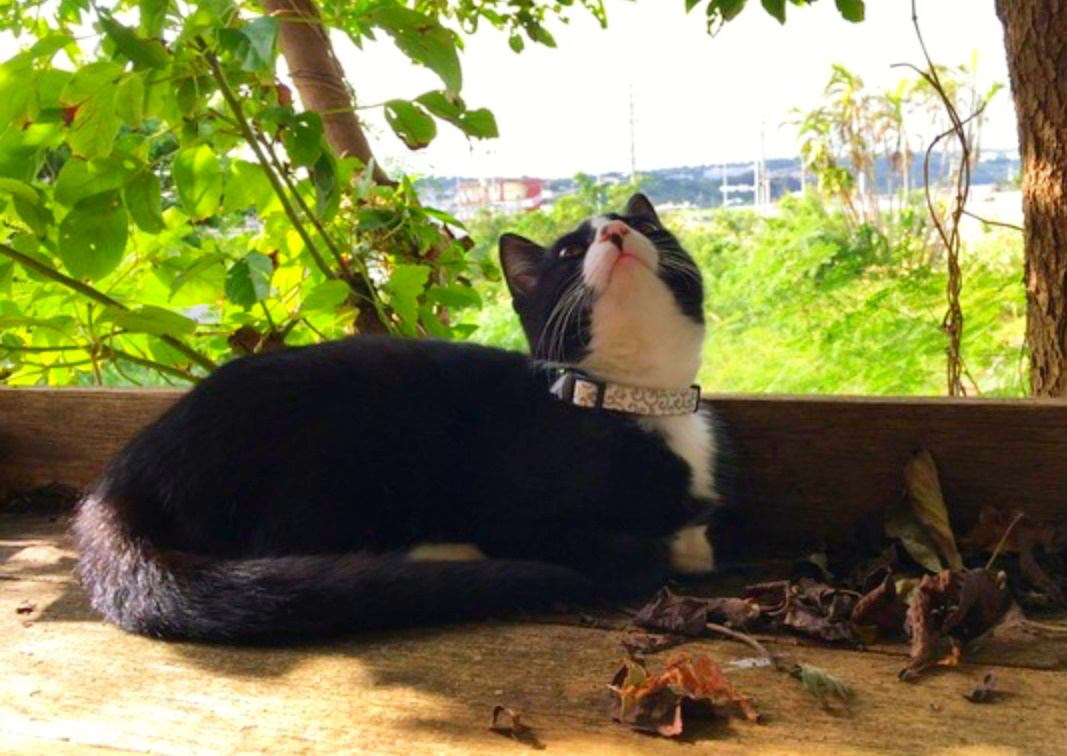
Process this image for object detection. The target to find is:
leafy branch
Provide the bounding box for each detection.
[0,242,216,373]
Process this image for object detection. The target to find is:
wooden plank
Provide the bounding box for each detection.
[3,511,1067,755]
[3,389,1067,555]
[710,395,1067,555]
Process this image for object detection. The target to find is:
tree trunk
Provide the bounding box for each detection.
[259,0,392,334]
[995,0,1067,396]
[261,0,392,186]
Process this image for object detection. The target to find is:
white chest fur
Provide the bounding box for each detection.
[640,410,719,502]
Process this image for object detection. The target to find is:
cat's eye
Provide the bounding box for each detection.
[633,220,659,235]
[558,244,585,259]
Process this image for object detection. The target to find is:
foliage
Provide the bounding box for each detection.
[465,191,1026,397]
[791,61,1002,248]
[0,0,603,386]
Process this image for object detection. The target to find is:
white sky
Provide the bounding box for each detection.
[335,0,1016,178]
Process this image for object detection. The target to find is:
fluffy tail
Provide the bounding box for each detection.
[73,495,596,642]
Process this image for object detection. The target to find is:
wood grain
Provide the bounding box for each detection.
[2,512,1066,755]
[3,389,1067,556]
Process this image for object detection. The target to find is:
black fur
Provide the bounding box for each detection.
[74,195,723,642]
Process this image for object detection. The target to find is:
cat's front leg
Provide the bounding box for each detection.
[667,525,715,574]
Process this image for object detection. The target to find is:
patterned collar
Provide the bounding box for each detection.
[548,368,701,416]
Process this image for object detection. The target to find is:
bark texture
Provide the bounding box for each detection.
[996,0,1067,396]
[261,0,392,186]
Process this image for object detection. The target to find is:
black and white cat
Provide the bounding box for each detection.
[73,194,729,641]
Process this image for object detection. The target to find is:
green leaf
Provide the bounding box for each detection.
[0,55,33,128]
[14,196,50,237]
[68,96,122,159]
[761,0,786,23]
[415,92,498,139]
[508,34,524,53]
[173,145,223,220]
[223,160,274,214]
[525,22,556,47]
[685,0,703,12]
[281,112,323,167]
[225,252,273,308]
[371,7,462,95]
[714,0,748,21]
[220,17,278,74]
[0,177,38,204]
[457,109,498,139]
[300,280,350,313]
[115,73,146,125]
[419,303,450,339]
[140,0,169,37]
[54,157,131,207]
[426,284,481,309]
[312,152,338,219]
[101,305,197,336]
[834,0,864,22]
[57,192,128,280]
[99,14,170,69]
[385,263,430,335]
[124,170,166,233]
[30,34,75,60]
[384,100,437,150]
[166,253,226,304]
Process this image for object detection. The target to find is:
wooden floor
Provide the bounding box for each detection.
[3,512,1067,756]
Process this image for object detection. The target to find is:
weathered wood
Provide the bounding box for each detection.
[2,512,1066,755]
[3,389,1067,555]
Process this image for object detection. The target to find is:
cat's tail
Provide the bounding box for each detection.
[73,493,596,642]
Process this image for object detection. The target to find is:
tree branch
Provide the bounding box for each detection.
[0,243,216,372]
[201,46,337,282]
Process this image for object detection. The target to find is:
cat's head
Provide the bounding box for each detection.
[500,193,704,389]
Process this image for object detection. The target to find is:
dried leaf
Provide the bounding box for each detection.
[851,568,907,639]
[900,569,1010,681]
[746,579,860,643]
[964,672,998,703]
[608,653,759,738]
[632,587,762,636]
[904,449,964,571]
[963,506,1065,605]
[885,505,944,573]
[489,705,544,749]
[790,663,852,708]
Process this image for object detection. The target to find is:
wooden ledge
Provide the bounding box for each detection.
[3,388,1067,555]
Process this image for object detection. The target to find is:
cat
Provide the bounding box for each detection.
[73,193,730,642]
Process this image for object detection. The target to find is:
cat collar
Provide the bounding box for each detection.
[550,369,701,416]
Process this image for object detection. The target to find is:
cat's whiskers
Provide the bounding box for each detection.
[547,283,589,364]
[537,274,585,362]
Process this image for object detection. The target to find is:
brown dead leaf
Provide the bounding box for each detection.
[964,672,998,703]
[903,449,964,571]
[851,568,907,639]
[900,569,1010,681]
[963,506,1065,605]
[746,579,860,644]
[608,653,759,738]
[632,587,762,636]
[489,705,544,749]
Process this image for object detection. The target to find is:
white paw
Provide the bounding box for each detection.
[668,526,715,574]
[407,542,486,562]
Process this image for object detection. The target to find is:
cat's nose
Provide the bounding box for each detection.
[598,221,629,250]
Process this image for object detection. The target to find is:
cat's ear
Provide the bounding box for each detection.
[499,233,544,299]
[625,193,661,224]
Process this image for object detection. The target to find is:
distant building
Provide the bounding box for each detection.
[455,178,544,217]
